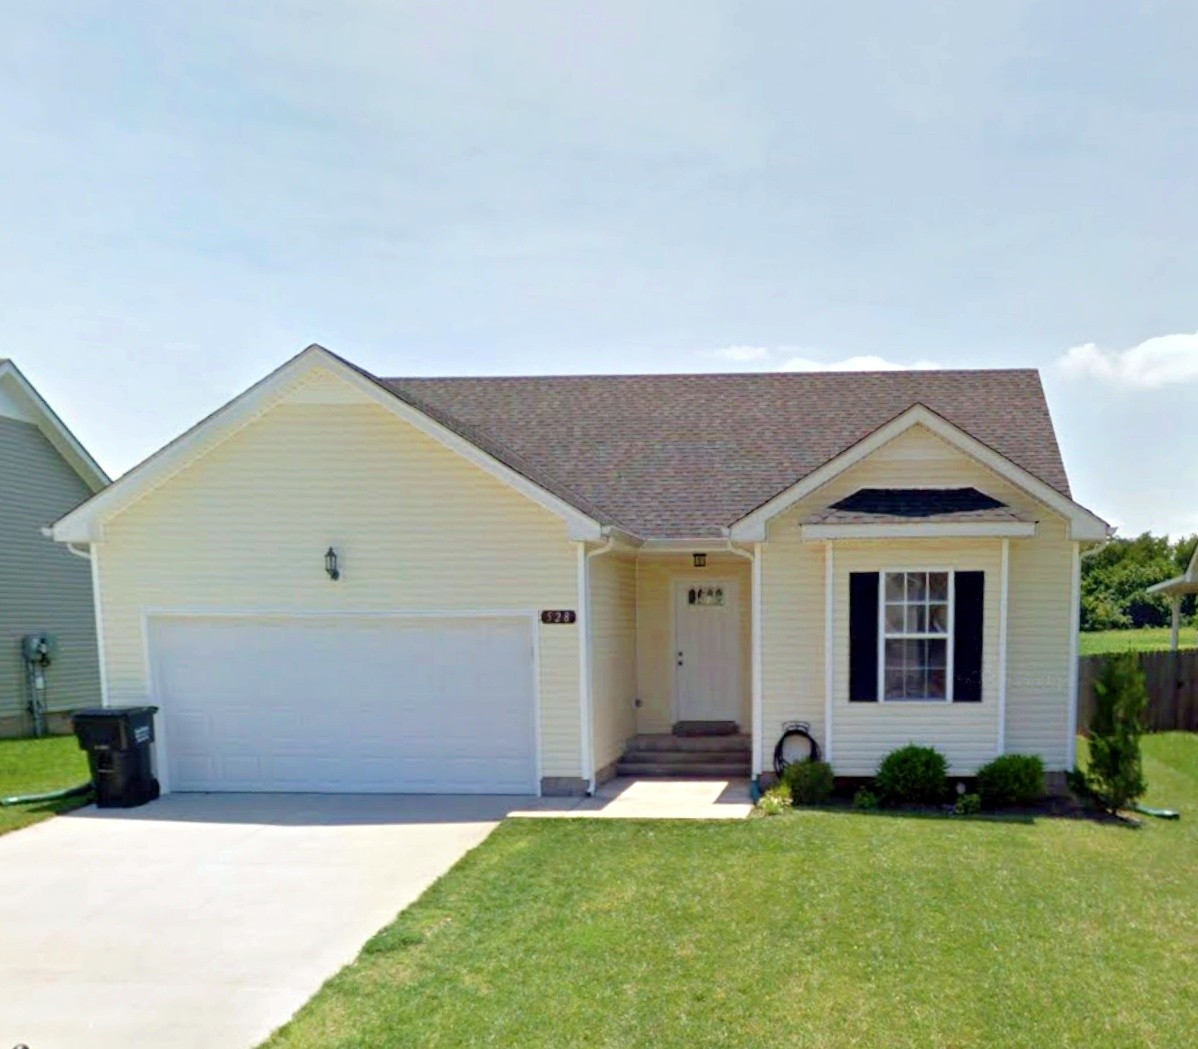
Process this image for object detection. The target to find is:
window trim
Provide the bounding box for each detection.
[876,568,956,703]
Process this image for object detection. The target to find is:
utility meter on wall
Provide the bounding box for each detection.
[22,633,57,667]
[22,633,58,737]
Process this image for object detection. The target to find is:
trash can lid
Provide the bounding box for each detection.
[73,706,160,719]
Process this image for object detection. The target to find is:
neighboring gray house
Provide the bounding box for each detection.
[0,359,108,736]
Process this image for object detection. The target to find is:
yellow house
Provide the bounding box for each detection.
[51,346,1111,795]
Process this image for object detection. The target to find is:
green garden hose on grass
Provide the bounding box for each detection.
[0,782,92,807]
[1132,803,1180,820]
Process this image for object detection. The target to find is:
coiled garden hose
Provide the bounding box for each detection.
[773,721,822,777]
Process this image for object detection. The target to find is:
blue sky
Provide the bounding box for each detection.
[2,2,1196,536]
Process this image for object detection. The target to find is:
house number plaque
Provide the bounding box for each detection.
[540,610,577,624]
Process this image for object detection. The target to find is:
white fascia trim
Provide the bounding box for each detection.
[729,404,1111,543]
[51,346,603,544]
[602,526,644,549]
[801,520,1037,541]
[638,537,728,552]
[0,361,109,492]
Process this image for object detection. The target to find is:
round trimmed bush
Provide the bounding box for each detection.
[975,754,1045,807]
[875,744,948,805]
[852,788,880,811]
[782,760,835,805]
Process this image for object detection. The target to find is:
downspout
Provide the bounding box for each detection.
[41,526,92,562]
[578,533,616,794]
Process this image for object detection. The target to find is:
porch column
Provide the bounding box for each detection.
[997,538,1010,756]
[751,542,764,778]
[824,540,834,764]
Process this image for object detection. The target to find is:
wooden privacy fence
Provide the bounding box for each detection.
[1077,649,1198,733]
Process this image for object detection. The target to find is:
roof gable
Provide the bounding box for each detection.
[729,404,1109,542]
[0,360,108,492]
[51,347,602,543]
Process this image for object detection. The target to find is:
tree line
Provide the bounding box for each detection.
[1081,533,1197,632]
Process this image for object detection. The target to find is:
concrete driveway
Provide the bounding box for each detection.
[0,793,536,1049]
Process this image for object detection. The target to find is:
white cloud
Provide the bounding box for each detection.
[781,353,940,372]
[1059,333,1198,388]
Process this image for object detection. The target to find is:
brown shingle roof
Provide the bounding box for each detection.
[380,369,1071,539]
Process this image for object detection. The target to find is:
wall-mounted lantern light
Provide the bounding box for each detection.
[325,546,341,581]
[692,552,707,568]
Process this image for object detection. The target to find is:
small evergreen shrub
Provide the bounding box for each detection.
[1065,766,1092,800]
[875,745,948,805]
[755,783,793,816]
[782,760,835,805]
[976,754,1046,807]
[1080,652,1148,812]
[852,788,880,811]
[954,792,981,816]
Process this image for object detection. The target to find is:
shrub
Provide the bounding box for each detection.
[852,788,879,811]
[755,783,793,816]
[782,760,835,805]
[1080,652,1148,812]
[976,754,1046,808]
[875,744,948,805]
[954,792,981,816]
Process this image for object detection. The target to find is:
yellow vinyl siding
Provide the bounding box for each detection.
[589,552,637,772]
[807,424,1049,516]
[635,553,751,734]
[832,540,1001,775]
[759,536,826,763]
[94,367,582,780]
[760,422,1075,776]
[1006,517,1074,768]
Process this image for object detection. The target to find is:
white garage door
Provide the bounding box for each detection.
[148,614,537,794]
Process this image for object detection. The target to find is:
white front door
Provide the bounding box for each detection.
[674,578,741,723]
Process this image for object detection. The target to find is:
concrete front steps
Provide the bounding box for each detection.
[615,730,751,779]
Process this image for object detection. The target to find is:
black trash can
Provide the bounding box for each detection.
[73,707,161,808]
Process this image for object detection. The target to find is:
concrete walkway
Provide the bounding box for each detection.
[0,793,542,1049]
[513,776,754,819]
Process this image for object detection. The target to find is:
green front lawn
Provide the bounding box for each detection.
[1081,626,1197,655]
[265,734,1197,1048]
[0,735,91,836]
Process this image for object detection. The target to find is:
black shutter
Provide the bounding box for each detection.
[953,572,985,702]
[849,572,880,702]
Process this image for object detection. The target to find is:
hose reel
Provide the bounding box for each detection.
[772,720,822,777]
